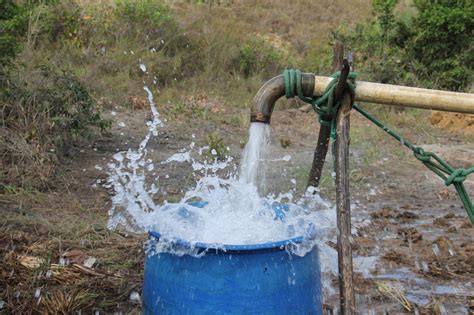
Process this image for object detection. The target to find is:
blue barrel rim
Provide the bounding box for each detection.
[147,201,317,253]
[148,230,312,252]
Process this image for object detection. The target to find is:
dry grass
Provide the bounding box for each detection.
[0,129,55,190]
[0,189,145,313]
[376,281,413,311]
[171,0,372,48]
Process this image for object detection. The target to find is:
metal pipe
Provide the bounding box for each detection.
[251,74,474,125]
[250,73,315,124]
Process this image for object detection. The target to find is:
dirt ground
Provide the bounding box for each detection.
[1,97,473,314]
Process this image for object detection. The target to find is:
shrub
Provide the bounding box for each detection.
[113,0,173,40]
[0,0,88,67]
[205,132,229,161]
[406,0,473,90]
[4,66,110,139]
[237,38,285,78]
[1,65,110,188]
[0,0,30,65]
[108,0,204,85]
[336,0,473,91]
[45,1,83,44]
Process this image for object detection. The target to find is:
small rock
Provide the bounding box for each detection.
[460,219,472,229]
[445,225,457,233]
[371,208,394,219]
[443,212,455,219]
[34,288,41,299]
[433,217,450,227]
[280,138,291,148]
[397,211,419,219]
[382,250,409,265]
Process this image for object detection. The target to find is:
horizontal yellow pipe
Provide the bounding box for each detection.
[314,76,474,114]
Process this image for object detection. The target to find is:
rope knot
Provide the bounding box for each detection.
[413,146,430,162]
[445,168,469,186]
[283,69,357,136]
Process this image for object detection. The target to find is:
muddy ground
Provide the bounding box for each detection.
[1,96,473,314]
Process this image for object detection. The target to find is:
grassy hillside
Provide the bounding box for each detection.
[1,0,472,188]
[0,0,374,188]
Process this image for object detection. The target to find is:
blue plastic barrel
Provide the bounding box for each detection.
[142,202,322,314]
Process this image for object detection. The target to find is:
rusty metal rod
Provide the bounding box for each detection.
[307,42,345,189]
[333,59,351,102]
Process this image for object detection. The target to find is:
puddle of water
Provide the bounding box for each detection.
[353,256,378,277]
[365,264,471,310]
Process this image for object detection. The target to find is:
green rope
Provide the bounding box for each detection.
[283,68,474,223]
[353,104,474,223]
[283,69,357,137]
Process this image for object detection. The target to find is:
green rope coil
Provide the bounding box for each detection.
[283,68,473,223]
[283,69,357,130]
[284,69,357,142]
[283,69,313,103]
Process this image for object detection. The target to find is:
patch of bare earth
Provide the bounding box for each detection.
[431,112,474,137]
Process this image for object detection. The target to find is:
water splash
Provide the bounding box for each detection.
[106,85,161,231]
[105,72,336,260]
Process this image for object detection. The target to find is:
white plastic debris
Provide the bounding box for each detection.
[130,291,141,303]
[83,256,97,268]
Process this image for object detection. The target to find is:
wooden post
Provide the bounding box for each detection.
[335,71,356,312]
[307,42,344,188]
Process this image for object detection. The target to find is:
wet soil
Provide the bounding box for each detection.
[1,99,473,313]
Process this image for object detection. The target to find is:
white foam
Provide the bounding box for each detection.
[162,152,192,164]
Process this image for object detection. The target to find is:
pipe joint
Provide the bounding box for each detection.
[250,73,315,124]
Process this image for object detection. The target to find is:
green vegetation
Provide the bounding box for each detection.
[238,38,288,78]
[204,132,229,161]
[1,0,472,190]
[337,0,473,91]
[0,0,29,65]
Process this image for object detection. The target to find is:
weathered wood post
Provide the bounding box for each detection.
[335,60,356,313]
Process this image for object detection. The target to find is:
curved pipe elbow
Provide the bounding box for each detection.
[250,73,315,124]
